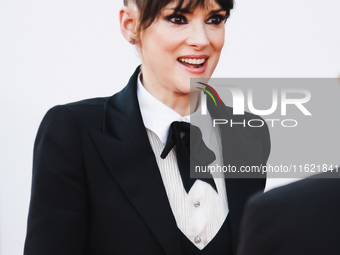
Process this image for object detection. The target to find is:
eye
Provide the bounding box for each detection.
[206,14,226,25]
[166,14,188,25]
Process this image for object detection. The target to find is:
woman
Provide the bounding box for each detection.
[24,0,270,254]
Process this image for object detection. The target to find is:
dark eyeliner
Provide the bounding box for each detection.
[206,14,226,25]
[165,14,188,25]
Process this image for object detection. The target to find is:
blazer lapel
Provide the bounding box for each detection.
[90,67,181,255]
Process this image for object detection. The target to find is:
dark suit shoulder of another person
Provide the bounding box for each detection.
[237,170,340,255]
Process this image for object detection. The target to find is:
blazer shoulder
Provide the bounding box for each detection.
[40,97,110,134]
[249,170,340,209]
[46,97,108,114]
[65,97,108,110]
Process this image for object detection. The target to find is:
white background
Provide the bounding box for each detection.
[1,0,339,254]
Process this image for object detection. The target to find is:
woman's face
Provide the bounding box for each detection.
[137,0,227,96]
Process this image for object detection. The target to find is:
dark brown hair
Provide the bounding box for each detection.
[124,0,234,32]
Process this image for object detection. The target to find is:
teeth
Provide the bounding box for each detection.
[179,58,206,65]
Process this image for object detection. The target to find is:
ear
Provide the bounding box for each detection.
[119,6,138,45]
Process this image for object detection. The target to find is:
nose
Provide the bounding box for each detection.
[186,23,209,49]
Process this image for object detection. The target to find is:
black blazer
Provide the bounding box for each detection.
[24,66,270,255]
[237,170,340,255]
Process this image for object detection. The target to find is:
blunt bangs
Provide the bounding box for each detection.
[124,0,234,32]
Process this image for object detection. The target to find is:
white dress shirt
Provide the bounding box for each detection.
[137,74,228,250]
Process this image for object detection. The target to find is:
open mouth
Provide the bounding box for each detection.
[177,57,207,68]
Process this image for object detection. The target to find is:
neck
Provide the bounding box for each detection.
[140,74,199,117]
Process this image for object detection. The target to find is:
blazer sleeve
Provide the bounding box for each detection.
[24,105,88,255]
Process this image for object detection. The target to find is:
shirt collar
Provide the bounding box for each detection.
[137,73,212,144]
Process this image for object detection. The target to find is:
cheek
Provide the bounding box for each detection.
[143,31,181,60]
[155,30,183,55]
[209,29,225,52]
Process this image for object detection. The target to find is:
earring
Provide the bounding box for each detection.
[130,38,136,44]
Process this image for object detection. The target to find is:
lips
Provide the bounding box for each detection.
[178,57,206,68]
[177,55,209,74]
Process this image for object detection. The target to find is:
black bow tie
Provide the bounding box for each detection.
[160,121,217,193]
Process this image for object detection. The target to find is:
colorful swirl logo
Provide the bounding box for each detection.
[196,82,223,106]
